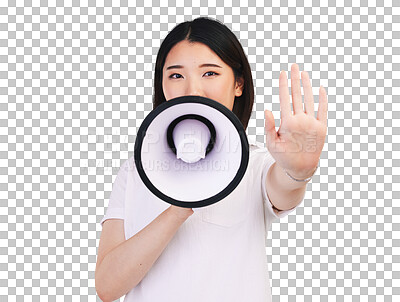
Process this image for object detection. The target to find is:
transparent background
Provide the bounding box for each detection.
[1,0,399,301]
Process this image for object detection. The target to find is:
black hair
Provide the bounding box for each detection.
[153,17,254,130]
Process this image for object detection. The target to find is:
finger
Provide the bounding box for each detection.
[301,71,315,117]
[279,70,291,119]
[317,86,328,126]
[291,64,303,114]
[264,109,277,150]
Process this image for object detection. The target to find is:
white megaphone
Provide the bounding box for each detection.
[134,95,249,208]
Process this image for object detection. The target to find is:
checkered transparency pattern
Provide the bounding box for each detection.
[1,0,398,301]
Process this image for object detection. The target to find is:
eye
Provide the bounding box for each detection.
[169,73,183,79]
[204,71,218,77]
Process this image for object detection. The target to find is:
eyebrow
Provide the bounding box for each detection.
[166,63,222,70]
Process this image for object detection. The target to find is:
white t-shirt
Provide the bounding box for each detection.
[99,140,303,302]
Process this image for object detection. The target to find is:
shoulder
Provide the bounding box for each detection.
[246,139,275,175]
[248,138,272,158]
[119,155,136,173]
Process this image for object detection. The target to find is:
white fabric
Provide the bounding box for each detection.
[99,139,304,302]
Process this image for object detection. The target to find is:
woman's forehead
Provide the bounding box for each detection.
[164,40,225,68]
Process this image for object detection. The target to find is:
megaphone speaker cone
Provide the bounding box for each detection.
[167,114,216,164]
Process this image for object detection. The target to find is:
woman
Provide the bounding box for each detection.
[95,17,327,302]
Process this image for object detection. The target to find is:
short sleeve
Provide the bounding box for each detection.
[260,148,305,229]
[99,158,131,227]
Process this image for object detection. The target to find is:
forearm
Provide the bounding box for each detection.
[266,162,309,211]
[96,206,192,302]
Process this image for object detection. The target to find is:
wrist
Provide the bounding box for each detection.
[168,205,194,221]
[284,165,319,182]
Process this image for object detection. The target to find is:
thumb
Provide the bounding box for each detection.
[264,109,277,148]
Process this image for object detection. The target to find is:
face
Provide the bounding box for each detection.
[162,40,243,111]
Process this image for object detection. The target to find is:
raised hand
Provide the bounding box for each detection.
[264,64,328,179]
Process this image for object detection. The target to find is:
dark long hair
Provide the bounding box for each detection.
[153,17,254,130]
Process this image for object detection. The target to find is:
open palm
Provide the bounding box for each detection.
[264,64,328,179]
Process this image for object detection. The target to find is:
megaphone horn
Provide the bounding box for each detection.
[134,95,249,208]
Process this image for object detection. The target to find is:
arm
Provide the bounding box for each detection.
[264,64,327,213]
[95,206,193,302]
[266,162,310,212]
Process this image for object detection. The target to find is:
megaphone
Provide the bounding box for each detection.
[134,95,249,208]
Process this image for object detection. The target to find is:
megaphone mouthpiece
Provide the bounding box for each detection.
[167,114,216,164]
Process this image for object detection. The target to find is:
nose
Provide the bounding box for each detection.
[186,78,205,97]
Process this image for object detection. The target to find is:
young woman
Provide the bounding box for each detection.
[95,17,327,302]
